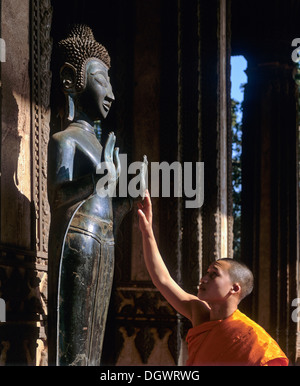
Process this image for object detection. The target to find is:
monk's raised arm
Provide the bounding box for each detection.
[137,192,210,325]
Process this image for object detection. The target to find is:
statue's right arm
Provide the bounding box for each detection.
[48,134,96,210]
[137,192,210,326]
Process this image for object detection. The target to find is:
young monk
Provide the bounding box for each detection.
[137,192,289,366]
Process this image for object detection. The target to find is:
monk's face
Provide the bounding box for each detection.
[198,260,235,304]
[79,59,115,120]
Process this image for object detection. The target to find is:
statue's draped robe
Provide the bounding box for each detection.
[186,309,289,366]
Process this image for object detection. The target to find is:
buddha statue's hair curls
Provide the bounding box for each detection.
[58,24,111,91]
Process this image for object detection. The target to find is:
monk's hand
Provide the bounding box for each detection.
[129,155,148,202]
[137,190,153,234]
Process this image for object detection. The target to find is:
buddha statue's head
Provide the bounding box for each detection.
[58,24,114,123]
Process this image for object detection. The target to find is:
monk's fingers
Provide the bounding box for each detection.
[137,208,149,231]
[143,191,152,208]
[142,196,152,223]
[137,156,148,200]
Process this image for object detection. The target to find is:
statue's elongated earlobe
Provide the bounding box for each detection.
[66,94,75,122]
[60,63,76,122]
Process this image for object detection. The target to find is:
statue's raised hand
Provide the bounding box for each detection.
[96,132,120,197]
[104,131,121,182]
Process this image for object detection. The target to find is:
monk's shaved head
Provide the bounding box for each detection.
[216,258,254,302]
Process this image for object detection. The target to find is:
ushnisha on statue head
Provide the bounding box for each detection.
[58,24,114,124]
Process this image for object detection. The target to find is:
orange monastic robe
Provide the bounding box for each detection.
[186,309,288,366]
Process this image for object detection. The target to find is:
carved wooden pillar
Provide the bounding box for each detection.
[31,0,52,261]
[241,57,299,362]
[30,0,52,365]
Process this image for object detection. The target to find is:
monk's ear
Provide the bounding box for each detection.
[231,283,241,295]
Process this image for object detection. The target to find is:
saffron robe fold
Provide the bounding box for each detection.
[186,309,288,366]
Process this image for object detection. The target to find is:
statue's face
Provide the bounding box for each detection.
[80,59,115,120]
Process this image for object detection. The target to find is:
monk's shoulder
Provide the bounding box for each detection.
[191,298,210,326]
[228,310,273,340]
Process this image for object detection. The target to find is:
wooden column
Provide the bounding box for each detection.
[200,0,233,266]
[241,59,299,362]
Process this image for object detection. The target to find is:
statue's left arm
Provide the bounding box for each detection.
[47,134,96,211]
